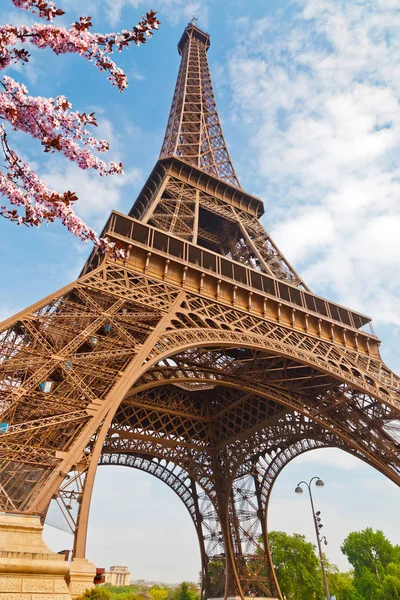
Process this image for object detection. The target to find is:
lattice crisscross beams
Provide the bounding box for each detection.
[229,475,274,597]
[160,25,240,187]
[2,262,397,514]
[109,391,211,449]
[149,177,197,241]
[132,365,399,482]
[0,265,181,511]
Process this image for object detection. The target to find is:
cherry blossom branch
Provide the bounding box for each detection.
[0,127,124,258]
[11,0,65,21]
[0,0,160,255]
[1,11,160,91]
[0,76,122,173]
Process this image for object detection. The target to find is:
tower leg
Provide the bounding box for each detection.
[204,471,281,600]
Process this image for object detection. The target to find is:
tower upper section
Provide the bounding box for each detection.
[159,22,240,188]
[85,23,377,335]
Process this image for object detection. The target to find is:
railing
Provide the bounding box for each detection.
[94,211,374,336]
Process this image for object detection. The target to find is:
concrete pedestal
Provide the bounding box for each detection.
[67,558,96,599]
[0,513,95,599]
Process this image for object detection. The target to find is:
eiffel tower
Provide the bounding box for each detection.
[0,21,399,600]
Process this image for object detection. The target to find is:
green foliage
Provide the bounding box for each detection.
[207,560,225,598]
[97,584,151,600]
[149,588,169,600]
[341,528,400,600]
[269,530,323,600]
[341,528,395,577]
[326,570,362,600]
[267,531,365,600]
[179,582,190,600]
[381,563,400,599]
[379,562,400,599]
[357,568,383,600]
[168,582,198,600]
[76,589,111,600]
[87,583,198,600]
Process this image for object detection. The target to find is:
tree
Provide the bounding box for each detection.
[207,559,225,598]
[341,528,400,600]
[179,582,190,600]
[0,0,159,253]
[268,531,322,600]
[76,588,111,600]
[165,582,199,600]
[341,528,395,578]
[381,563,400,599]
[102,583,150,600]
[149,587,169,600]
[326,570,363,600]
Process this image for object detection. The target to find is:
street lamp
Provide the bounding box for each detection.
[295,477,331,600]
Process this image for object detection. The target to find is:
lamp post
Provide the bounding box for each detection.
[295,477,331,600]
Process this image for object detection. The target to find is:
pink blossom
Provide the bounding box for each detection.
[0,0,159,254]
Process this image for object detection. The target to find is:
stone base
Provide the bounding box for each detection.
[0,512,94,599]
[67,558,96,599]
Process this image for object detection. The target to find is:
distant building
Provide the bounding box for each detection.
[105,565,130,587]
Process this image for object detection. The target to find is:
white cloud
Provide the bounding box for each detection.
[293,447,368,471]
[226,0,400,326]
[38,115,142,228]
[40,161,140,228]
[130,65,145,81]
[102,0,208,28]
[4,0,209,30]
[0,8,36,26]
[272,210,336,264]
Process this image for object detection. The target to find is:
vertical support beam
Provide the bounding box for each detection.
[229,488,243,560]
[238,219,272,275]
[72,441,102,559]
[253,469,282,600]
[196,36,203,168]
[141,175,170,224]
[172,32,191,158]
[221,493,245,600]
[191,479,211,600]
[193,188,200,244]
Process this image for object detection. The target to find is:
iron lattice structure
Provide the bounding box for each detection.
[1,22,399,600]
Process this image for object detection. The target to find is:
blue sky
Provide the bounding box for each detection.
[1,0,400,584]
